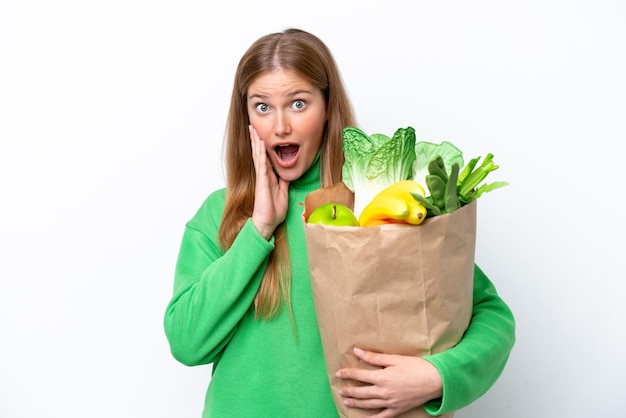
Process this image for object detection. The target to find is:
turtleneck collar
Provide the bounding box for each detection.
[290,151,322,192]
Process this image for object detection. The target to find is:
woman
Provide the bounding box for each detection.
[164,28,515,418]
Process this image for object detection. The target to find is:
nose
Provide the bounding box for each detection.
[274,110,292,136]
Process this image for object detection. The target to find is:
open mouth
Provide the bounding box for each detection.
[275,143,300,164]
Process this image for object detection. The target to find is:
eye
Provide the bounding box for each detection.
[292,100,306,110]
[255,103,270,113]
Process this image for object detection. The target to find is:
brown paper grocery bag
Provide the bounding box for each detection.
[303,182,476,418]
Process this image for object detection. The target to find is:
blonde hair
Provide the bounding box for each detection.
[219,28,356,318]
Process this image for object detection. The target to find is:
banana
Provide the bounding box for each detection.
[358,180,428,227]
[378,180,427,225]
[358,195,409,227]
[405,199,428,225]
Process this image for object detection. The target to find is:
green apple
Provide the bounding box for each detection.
[307,203,358,226]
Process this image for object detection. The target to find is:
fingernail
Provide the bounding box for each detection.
[354,347,364,356]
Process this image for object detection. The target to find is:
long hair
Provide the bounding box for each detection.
[219,28,356,319]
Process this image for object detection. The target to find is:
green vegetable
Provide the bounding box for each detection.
[457,156,480,186]
[427,155,449,184]
[415,152,506,217]
[412,140,464,192]
[426,174,446,210]
[457,153,508,204]
[445,162,460,213]
[342,126,416,217]
[419,156,459,217]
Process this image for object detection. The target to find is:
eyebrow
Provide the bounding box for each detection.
[248,89,313,101]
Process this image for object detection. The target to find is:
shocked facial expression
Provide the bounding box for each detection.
[247,69,327,182]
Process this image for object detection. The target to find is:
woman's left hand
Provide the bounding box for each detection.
[335,347,443,418]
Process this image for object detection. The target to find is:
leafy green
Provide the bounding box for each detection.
[457,153,509,204]
[412,140,464,191]
[411,151,508,218]
[471,181,510,200]
[342,126,416,217]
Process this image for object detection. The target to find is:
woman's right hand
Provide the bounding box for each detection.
[249,125,290,240]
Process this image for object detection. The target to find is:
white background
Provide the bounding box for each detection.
[1,1,625,417]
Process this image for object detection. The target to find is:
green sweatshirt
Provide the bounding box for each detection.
[164,156,515,417]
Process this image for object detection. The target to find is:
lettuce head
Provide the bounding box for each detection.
[342,126,416,217]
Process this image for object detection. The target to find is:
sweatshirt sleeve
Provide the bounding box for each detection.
[423,264,516,415]
[163,192,275,366]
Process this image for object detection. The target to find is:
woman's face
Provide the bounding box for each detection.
[247,69,327,182]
